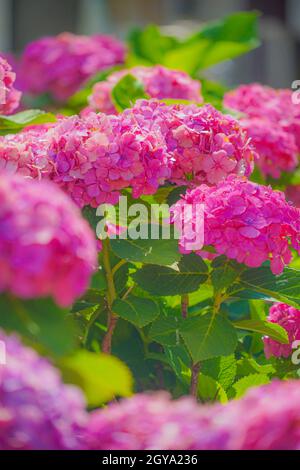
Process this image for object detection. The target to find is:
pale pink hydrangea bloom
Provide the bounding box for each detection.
[0,172,97,306]
[224,84,300,174]
[171,175,300,274]
[46,112,170,207]
[0,123,54,178]
[18,33,126,101]
[122,99,257,186]
[264,303,300,358]
[88,65,203,114]
[0,330,87,450]
[0,55,21,114]
[84,381,300,450]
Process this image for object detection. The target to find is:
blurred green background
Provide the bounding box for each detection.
[0,0,299,87]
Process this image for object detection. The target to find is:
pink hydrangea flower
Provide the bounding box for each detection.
[84,381,300,450]
[122,99,257,186]
[286,185,300,207]
[0,330,87,450]
[240,118,298,178]
[0,171,97,306]
[171,175,300,274]
[224,83,300,153]
[88,66,203,114]
[84,392,213,450]
[0,55,21,115]
[0,123,54,178]
[46,112,170,207]
[18,33,126,101]
[263,303,300,358]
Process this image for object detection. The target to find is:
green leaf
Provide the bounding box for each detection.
[232,267,300,308]
[234,319,289,344]
[183,11,260,71]
[0,295,76,356]
[236,356,275,378]
[198,373,228,403]
[110,227,181,266]
[211,257,240,292]
[59,350,133,406]
[180,313,237,362]
[133,256,208,296]
[0,109,56,134]
[111,74,149,111]
[128,24,179,64]
[149,315,182,346]
[201,355,237,391]
[113,296,159,328]
[231,373,270,399]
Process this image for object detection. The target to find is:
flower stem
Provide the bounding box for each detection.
[190,362,200,398]
[102,238,118,354]
[181,294,189,318]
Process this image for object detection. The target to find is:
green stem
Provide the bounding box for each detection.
[190,362,200,398]
[102,238,118,354]
[181,294,189,319]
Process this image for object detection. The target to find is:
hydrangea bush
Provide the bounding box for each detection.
[1,11,300,451]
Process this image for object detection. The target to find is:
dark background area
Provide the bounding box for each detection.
[0,0,299,87]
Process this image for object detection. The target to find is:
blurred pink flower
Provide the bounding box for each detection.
[0,55,21,115]
[264,303,300,358]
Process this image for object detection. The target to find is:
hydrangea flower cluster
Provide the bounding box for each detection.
[263,303,300,358]
[84,381,300,450]
[18,32,126,101]
[0,124,53,178]
[205,380,300,450]
[171,175,300,274]
[240,118,298,178]
[224,84,300,177]
[122,99,257,186]
[88,65,203,114]
[0,330,87,450]
[84,392,211,450]
[46,111,170,207]
[0,172,97,306]
[0,55,21,115]
[286,185,300,207]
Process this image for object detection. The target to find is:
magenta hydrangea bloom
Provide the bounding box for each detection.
[88,66,203,114]
[84,392,213,450]
[46,112,170,207]
[204,380,300,450]
[0,172,97,306]
[0,330,87,450]
[84,381,300,450]
[240,118,298,178]
[286,185,300,207]
[0,55,21,115]
[18,33,126,101]
[263,303,300,358]
[171,175,300,274]
[224,83,300,152]
[122,99,256,186]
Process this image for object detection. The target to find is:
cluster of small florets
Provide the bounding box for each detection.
[224,84,300,178]
[0,330,87,450]
[84,392,213,450]
[0,172,97,306]
[18,32,126,101]
[83,381,300,450]
[0,55,21,115]
[0,124,53,178]
[88,65,203,114]
[171,175,300,274]
[46,111,170,207]
[122,99,257,186]
[263,303,300,358]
